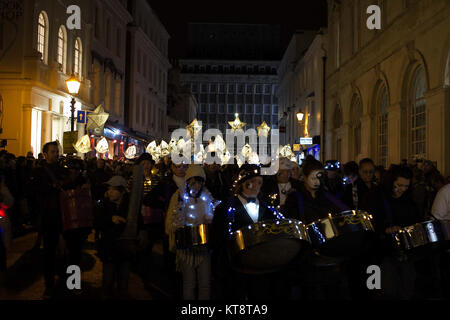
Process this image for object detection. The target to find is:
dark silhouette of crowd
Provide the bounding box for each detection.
[0,142,449,300]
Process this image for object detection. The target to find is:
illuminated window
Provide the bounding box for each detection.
[37,12,48,63]
[378,85,388,167]
[57,26,67,73]
[409,66,426,160]
[74,38,82,78]
[351,95,362,158]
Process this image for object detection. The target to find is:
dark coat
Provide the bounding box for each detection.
[32,162,66,228]
[212,195,280,249]
[95,194,134,262]
[284,183,347,224]
[260,177,302,211]
[383,193,422,229]
[342,179,386,234]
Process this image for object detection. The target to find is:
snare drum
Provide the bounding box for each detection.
[228,219,310,275]
[306,210,375,257]
[175,224,210,249]
[393,220,446,252]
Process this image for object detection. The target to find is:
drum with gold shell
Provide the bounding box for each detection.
[306,210,375,257]
[227,219,310,275]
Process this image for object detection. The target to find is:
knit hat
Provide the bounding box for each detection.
[106,176,128,188]
[185,164,206,181]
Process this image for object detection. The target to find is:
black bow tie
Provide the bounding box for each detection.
[242,196,257,203]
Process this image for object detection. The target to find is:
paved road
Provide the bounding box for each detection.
[0,231,176,300]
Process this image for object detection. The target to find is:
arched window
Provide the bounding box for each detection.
[57,26,67,73]
[74,38,82,78]
[378,85,389,167]
[409,66,426,160]
[333,104,342,129]
[351,95,362,159]
[37,11,49,64]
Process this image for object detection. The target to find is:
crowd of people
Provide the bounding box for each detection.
[0,141,450,300]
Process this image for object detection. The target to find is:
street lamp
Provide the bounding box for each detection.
[296,110,305,122]
[65,74,81,132]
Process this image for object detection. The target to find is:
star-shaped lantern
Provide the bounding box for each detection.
[86,105,109,135]
[186,119,202,139]
[228,113,246,132]
[95,137,109,154]
[73,135,92,154]
[257,121,271,137]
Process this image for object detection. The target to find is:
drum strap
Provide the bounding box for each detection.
[296,192,305,220]
[383,197,394,226]
[323,192,350,212]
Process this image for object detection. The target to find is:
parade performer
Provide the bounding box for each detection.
[166,164,217,300]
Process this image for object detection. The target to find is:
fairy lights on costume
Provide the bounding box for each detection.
[225,198,285,236]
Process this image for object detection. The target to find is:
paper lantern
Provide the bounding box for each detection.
[241,143,252,158]
[220,150,231,166]
[125,145,137,159]
[95,137,109,154]
[86,105,109,132]
[257,121,271,137]
[228,114,246,131]
[160,140,170,157]
[146,140,157,154]
[186,119,202,139]
[73,135,92,154]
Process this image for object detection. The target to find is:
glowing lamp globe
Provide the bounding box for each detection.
[66,74,81,94]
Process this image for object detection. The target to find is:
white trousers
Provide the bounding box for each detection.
[180,255,211,300]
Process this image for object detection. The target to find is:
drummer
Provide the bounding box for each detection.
[284,159,348,223]
[166,164,217,300]
[211,164,285,300]
[283,159,353,299]
[378,164,422,299]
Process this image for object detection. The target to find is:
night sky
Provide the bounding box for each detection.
[149,0,328,59]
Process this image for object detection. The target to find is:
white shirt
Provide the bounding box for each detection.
[238,195,259,223]
[432,183,450,220]
[277,182,291,206]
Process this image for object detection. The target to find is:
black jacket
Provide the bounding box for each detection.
[383,193,422,229]
[284,183,347,224]
[142,175,179,212]
[342,179,386,234]
[261,177,302,210]
[32,162,66,224]
[212,195,281,250]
